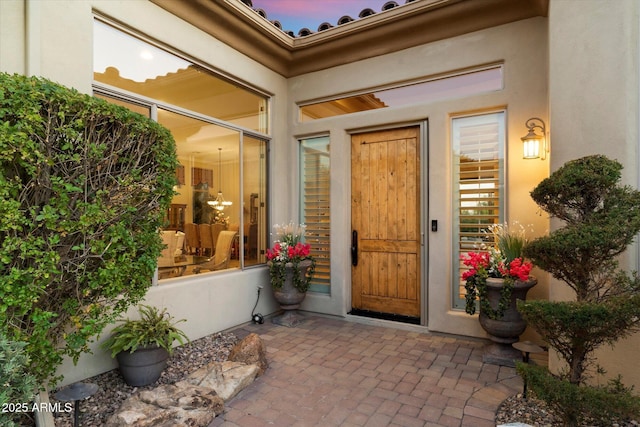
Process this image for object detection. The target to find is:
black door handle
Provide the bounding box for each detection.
[351,230,358,266]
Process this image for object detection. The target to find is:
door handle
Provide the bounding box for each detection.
[351,230,358,266]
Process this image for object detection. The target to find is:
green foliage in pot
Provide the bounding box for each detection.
[0,73,178,385]
[102,305,189,358]
[0,333,37,427]
[462,222,533,319]
[518,155,640,425]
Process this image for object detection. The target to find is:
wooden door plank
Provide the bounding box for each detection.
[352,126,421,318]
[360,240,418,253]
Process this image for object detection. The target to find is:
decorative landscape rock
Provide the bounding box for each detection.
[103,333,266,426]
[104,382,223,427]
[227,333,268,376]
[185,361,260,401]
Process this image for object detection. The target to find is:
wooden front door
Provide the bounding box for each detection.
[351,127,421,318]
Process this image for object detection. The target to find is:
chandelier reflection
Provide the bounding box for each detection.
[208,148,232,211]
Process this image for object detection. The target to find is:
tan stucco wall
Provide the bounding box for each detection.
[0,0,288,386]
[549,0,640,388]
[288,17,550,338]
[0,1,26,74]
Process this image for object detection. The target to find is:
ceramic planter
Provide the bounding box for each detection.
[116,345,169,387]
[478,276,537,366]
[271,259,313,327]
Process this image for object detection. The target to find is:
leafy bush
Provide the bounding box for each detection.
[101,305,189,357]
[0,73,177,385]
[0,333,37,427]
[518,363,640,426]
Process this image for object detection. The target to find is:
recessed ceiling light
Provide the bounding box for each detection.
[140,50,153,60]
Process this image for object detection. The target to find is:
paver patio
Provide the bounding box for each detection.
[210,315,522,427]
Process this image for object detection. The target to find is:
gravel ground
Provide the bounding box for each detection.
[496,392,639,427]
[47,332,239,427]
[496,393,563,426]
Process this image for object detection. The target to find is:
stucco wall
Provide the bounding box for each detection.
[549,0,640,388]
[288,17,550,339]
[0,1,26,74]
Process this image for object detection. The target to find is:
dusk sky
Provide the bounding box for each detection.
[250,0,390,33]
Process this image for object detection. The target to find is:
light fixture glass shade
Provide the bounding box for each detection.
[207,147,232,211]
[521,117,547,160]
[208,192,232,211]
[522,133,542,159]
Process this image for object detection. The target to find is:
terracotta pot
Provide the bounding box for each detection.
[270,259,312,327]
[478,276,537,366]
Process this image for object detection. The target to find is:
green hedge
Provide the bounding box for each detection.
[518,363,640,426]
[0,73,177,385]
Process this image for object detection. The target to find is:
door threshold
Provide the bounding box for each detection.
[348,309,420,325]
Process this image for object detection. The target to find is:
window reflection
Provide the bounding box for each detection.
[94,20,268,134]
[299,66,503,122]
[93,19,269,280]
[156,110,241,277]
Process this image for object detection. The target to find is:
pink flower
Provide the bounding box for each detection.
[461,252,490,270]
[267,241,313,262]
[462,270,477,280]
[266,242,282,260]
[508,258,532,281]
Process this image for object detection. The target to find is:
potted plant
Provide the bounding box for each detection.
[266,222,316,327]
[102,305,189,387]
[461,222,536,365]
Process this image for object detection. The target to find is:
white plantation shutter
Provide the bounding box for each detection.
[300,137,331,293]
[452,112,505,308]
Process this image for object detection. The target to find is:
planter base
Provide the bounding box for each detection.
[271,310,305,327]
[482,342,521,367]
[270,259,312,328]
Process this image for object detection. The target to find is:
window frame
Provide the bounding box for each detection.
[451,110,506,310]
[299,136,331,294]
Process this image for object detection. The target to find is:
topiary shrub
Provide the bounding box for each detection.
[517,364,640,426]
[518,155,640,425]
[0,73,177,385]
[0,333,38,427]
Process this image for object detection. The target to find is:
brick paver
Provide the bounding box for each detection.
[209,316,522,427]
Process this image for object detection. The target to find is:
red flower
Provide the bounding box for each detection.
[266,242,282,260]
[462,269,477,280]
[508,258,532,281]
[266,241,312,262]
[461,252,490,270]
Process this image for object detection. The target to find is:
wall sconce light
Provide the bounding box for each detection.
[521,117,548,160]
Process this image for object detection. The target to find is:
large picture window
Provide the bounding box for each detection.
[93,19,269,279]
[452,112,505,309]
